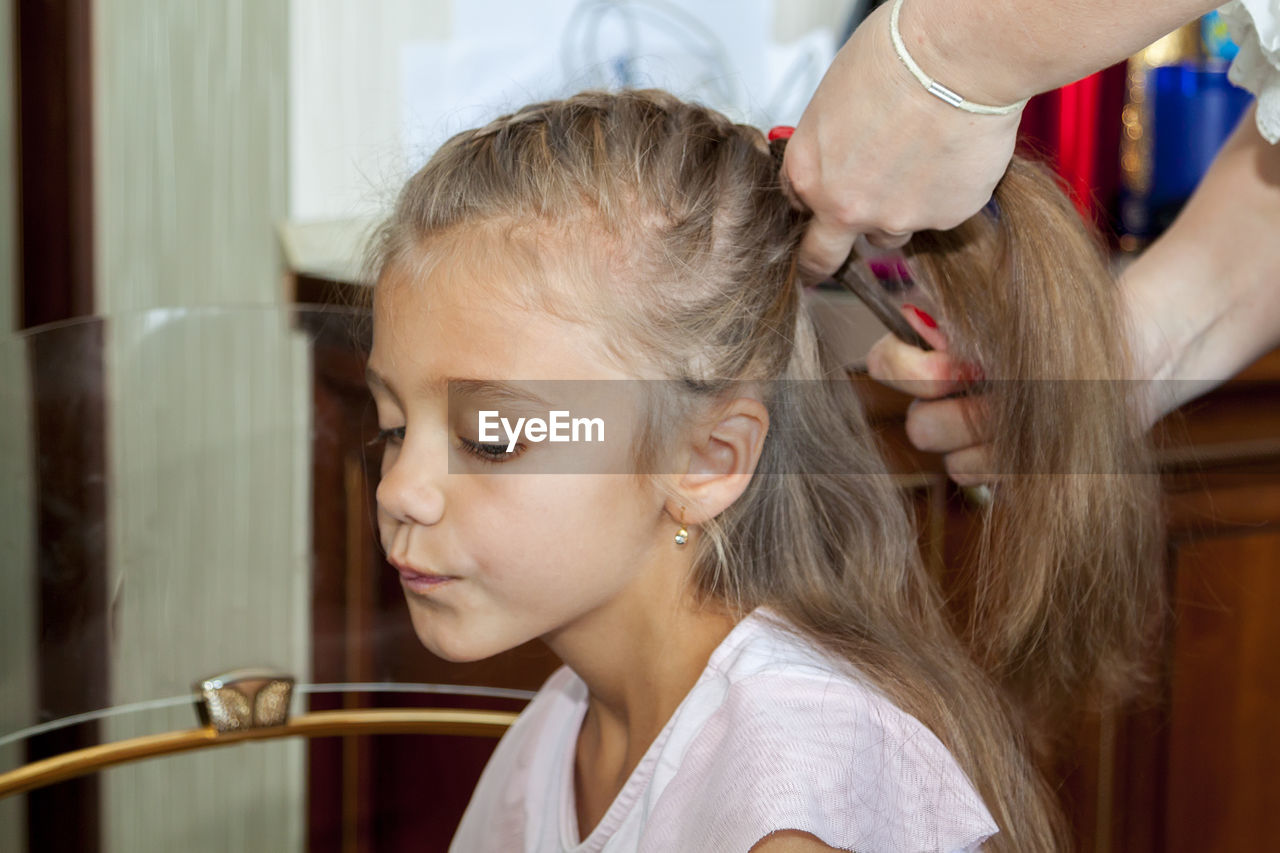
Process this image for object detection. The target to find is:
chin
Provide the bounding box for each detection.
[406,606,515,663]
[419,635,497,664]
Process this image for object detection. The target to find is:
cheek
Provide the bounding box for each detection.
[462,480,583,564]
[459,476,657,578]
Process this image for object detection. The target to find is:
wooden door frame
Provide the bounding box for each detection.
[14,1,105,851]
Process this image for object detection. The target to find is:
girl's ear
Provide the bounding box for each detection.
[668,397,769,524]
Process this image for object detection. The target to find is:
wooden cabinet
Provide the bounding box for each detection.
[861,353,1280,853]
[1094,359,1280,853]
[300,282,1280,851]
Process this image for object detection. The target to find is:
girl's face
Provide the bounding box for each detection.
[366,250,681,663]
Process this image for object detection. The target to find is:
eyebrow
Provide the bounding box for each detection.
[448,379,554,410]
[364,367,553,409]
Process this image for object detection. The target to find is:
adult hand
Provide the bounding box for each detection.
[781,0,1023,281]
[864,251,1196,487]
[865,305,993,487]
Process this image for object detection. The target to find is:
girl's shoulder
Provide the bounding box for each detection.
[637,609,999,853]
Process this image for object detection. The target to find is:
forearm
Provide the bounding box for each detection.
[1121,106,1280,420]
[898,0,1220,105]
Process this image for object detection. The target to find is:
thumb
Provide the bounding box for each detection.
[796,213,859,286]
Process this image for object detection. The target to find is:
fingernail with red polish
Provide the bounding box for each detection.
[767,125,795,141]
[903,304,938,329]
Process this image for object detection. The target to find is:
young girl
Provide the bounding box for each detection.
[364,90,1161,852]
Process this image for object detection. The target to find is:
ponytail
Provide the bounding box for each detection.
[909,158,1164,729]
[700,155,1163,851]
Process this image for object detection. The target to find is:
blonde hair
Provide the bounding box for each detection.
[369,89,1163,851]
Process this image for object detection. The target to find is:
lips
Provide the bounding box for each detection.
[388,558,458,593]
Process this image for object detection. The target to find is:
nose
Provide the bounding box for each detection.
[376,435,446,528]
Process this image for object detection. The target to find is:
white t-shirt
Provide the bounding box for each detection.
[449,608,998,852]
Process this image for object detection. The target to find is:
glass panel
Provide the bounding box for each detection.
[0,305,541,851]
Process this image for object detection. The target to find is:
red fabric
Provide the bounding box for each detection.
[1017,62,1127,229]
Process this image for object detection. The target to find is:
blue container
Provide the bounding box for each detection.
[1148,62,1253,212]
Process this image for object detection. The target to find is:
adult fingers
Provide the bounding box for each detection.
[864,229,912,250]
[865,334,967,400]
[795,211,859,285]
[904,396,991,455]
[943,444,996,488]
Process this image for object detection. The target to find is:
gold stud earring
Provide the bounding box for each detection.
[674,507,688,546]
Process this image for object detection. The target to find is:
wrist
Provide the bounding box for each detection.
[1117,250,1202,423]
[1118,232,1257,422]
[887,0,1027,114]
[894,0,1044,107]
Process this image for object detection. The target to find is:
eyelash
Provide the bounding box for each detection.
[457,436,523,464]
[368,428,522,464]
[369,427,405,447]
